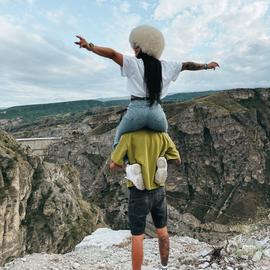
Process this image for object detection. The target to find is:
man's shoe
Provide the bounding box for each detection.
[125,163,145,190]
[154,157,167,185]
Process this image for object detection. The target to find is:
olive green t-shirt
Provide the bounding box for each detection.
[111,130,180,190]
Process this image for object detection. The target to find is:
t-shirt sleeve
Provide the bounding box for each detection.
[120,55,136,78]
[111,136,128,165]
[166,61,183,82]
[164,135,181,160]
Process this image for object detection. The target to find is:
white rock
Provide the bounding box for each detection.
[211,263,218,269]
[258,237,270,248]
[241,244,258,256]
[240,254,249,260]
[199,249,212,257]
[75,228,131,251]
[199,256,210,262]
[252,250,262,261]
[199,262,210,269]
[226,240,238,253]
[239,263,249,269]
[73,262,80,269]
[226,267,233,270]
[180,255,197,264]
[263,248,270,258]
[20,258,26,262]
[260,258,270,270]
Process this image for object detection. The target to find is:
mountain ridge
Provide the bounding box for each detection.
[0,90,222,123]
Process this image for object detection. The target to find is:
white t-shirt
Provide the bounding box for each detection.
[121,55,182,99]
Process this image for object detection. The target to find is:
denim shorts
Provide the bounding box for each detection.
[114,100,168,146]
[128,186,167,235]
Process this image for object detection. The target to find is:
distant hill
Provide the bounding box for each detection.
[164,90,220,102]
[0,99,128,123]
[0,90,220,123]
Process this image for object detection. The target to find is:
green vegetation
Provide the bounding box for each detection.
[0,99,128,123]
[163,90,220,102]
[0,90,221,123]
[195,92,247,114]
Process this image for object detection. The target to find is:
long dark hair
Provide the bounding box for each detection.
[136,51,162,106]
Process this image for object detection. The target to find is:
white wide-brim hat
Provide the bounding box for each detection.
[129,25,165,59]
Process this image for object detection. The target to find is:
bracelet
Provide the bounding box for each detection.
[204,64,208,70]
[88,42,94,50]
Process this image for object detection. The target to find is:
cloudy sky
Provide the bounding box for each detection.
[0,0,270,108]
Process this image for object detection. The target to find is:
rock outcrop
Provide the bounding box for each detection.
[1,220,270,270]
[166,88,270,224]
[0,130,33,266]
[0,129,104,266]
[2,88,270,266]
[44,88,270,238]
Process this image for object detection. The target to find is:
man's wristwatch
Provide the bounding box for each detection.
[204,64,208,70]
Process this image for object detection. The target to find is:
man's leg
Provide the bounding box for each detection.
[132,234,144,270]
[151,188,169,268]
[128,188,150,270]
[156,227,169,267]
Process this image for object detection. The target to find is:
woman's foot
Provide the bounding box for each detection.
[155,157,167,185]
[125,163,145,190]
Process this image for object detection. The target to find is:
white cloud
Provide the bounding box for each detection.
[25,0,35,4]
[155,0,270,93]
[154,0,198,20]
[45,10,78,28]
[119,1,130,13]
[162,13,211,59]
[140,1,149,11]
[105,8,141,53]
[46,10,65,24]
[0,0,269,107]
[0,16,115,107]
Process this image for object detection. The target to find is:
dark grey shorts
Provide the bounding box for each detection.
[128,186,167,235]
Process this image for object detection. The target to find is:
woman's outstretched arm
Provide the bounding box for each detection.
[75,35,123,66]
[181,61,219,71]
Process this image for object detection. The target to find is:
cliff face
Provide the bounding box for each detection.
[0,129,103,266]
[2,88,270,265]
[0,131,33,265]
[46,112,128,229]
[45,88,270,233]
[166,89,270,224]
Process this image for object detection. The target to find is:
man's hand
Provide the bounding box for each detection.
[75,35,91,50]
[207,61,220,70]
[109,160,123,170]
[167,158,181,165]
[175,158,181,165]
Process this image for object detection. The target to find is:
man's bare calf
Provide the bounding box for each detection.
[157,227,170,268]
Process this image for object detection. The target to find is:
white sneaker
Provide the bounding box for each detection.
[125,163,145,190]
[154,157,167,185]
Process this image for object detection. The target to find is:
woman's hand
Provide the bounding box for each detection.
[207,62,220,70]
[74,36,123,66]
[74,35,91,50]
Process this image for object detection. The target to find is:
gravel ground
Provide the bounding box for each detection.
[1,227,270,270]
